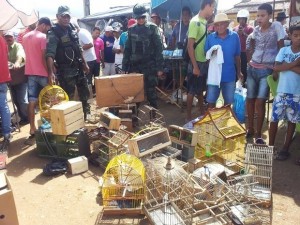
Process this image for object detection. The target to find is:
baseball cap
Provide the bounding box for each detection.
[127,19,136,28]
[113,27,121,32]
[38,17,52,26]
[4,30,14,37]
[104,26,113,32]
[57,5,71,16]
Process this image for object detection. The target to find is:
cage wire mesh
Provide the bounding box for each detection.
[99,154,145,213]
[143,157,194,225]
[194,106,246,174]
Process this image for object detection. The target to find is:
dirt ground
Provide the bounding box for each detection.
[3,98,300,225]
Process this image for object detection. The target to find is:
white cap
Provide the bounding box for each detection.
[104,26,113,32]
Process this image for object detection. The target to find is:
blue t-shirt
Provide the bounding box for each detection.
[172,22,189,44]
[275,46,300,94]
[205,29,241,82]
[101,35,115,63]
[119,31,128,48]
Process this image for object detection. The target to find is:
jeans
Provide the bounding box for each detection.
[206,81,236,105]
[0,83,11,137]
[27,75,48,102]
[246,65,272,99]
[10,82,28,121]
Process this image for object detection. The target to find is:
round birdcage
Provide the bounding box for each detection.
[100,154,145,212]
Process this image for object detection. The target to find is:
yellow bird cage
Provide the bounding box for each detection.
[38,85,69,121]
[100,154,145,215]
[193,106,246,174]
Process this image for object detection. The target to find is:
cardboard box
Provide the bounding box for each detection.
[68,156,88,175]
[95,74,144,107]
[0,172,19,225]
[50,101,84,135]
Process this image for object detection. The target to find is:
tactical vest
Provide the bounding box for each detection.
[128,23,156,62]
[51,24,82,66]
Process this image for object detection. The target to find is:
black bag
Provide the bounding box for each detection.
[183,26,207,63]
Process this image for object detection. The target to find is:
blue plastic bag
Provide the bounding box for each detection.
[233,81,247,123]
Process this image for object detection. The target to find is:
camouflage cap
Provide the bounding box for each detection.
[57,5,71,16]
[133,4,147,19]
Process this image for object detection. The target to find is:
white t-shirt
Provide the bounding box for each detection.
[78,28,96,62]
[113,37,123,65]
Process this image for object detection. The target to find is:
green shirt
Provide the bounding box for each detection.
[188,15,207,62]
[8,42,25,63]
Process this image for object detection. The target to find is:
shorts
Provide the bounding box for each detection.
[187,61,207,95]
[271,93,300,123]
[206,82,235,105]
[27,75,48,102]
[246,65,272,99]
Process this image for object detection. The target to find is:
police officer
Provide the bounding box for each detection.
[122,4,164,108]
[46,6,90,119]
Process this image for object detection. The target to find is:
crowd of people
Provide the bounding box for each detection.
[0,1,299,163]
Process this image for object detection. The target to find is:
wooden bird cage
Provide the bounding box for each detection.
[244,144,273,205]
[193,106,246,173]
[136,105,166,127]
[143,157,194,225]
[99,154,145,215]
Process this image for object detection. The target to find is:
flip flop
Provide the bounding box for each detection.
[255,138,266,145]
[275,150,290,161]
[24,134,35,146]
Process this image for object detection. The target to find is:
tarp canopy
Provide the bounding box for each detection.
[0,0,38,30]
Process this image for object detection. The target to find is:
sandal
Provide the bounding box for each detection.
[24,134,35,146]
[275,150,290,161]
[255,138,266,145]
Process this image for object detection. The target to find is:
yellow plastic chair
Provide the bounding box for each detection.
[267,75,300,132]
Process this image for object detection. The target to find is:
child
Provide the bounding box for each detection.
[246,3,285,144]
[269,25,300,161]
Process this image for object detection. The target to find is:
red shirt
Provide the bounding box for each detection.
[234,24,254,52]
[0,36,11,83]
[17,27,31,45]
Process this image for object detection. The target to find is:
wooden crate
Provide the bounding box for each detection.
[168,125,197,146]
[95,74,144,107]
[127,128,171,158]
[121,119,133,132]
[99,112,121,130]
[50,101,84,135]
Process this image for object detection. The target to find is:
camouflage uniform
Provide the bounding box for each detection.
[46,23,90,117]
[122,4,163,108]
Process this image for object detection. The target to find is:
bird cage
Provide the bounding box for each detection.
[190,167,232,225]
[99,154,145,214]
[244,144,274,205]
[92,129,130,168]
[143,157,194,225]
[136,105,166,127]
[193,106,246,173]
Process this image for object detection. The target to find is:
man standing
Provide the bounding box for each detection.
[5,31,28,124]
[233,9,253,84]
[186,0,215,120]
[92,27,104,79]
[0,33,12,148]
[112,27,123,73]
[119,19,136,53]
[17,22,37,45]
[151,12,167,48]
[172,6,192,49]
[23,17,52,144]
[101,26,115,75]
[71,18,96,86]
[46,6,91,120]
[123,4,164,108]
